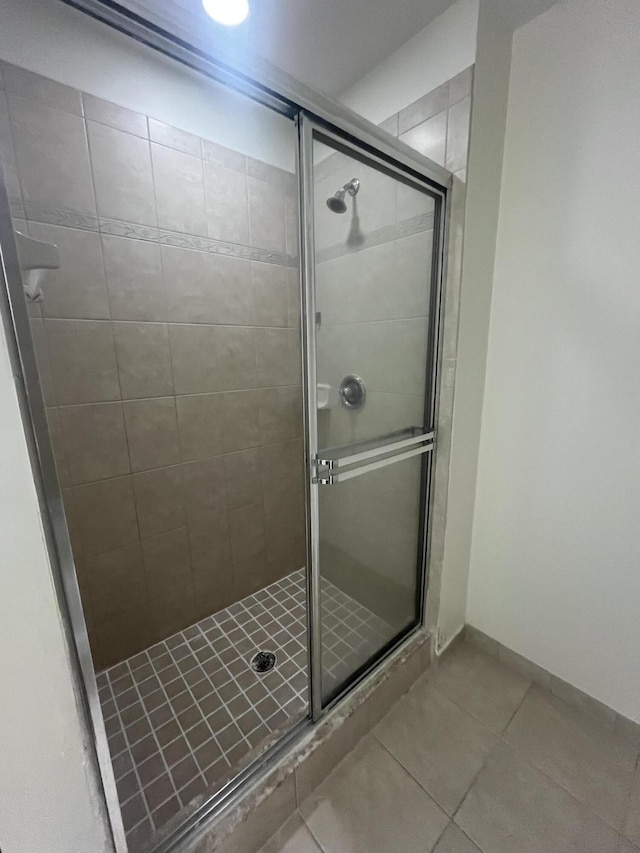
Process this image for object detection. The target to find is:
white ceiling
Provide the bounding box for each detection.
[126,0,456,96]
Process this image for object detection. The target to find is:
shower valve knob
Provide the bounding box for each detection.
[339,374,366,410]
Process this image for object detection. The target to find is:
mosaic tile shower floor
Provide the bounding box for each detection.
[97,568,393,849]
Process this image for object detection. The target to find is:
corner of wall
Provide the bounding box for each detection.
[436,0,514,649]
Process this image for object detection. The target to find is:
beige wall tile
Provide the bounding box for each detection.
[400,111,447,168]
[1,61,82,115]
[8,94,96,216]
[260,439,305,502]
[252,262,288,327]
[59,402,130,485]
[247,158,287,186]
[102,235,166,322]
[29,317,57,406]
[86,542,147,624]
[224,448,262,510]
[257,386,302,446]
[149,118,201,158]
[446,97,471,174]
[204,161,250,245]
[378,113,399,136]
[216,326,257,391]
[175,393,225,461]
[285,184,299,258]
[201,138,246,173]
[318,318,427,398]
[67,475,139,556]
[189,514,234,617]
[133,465,187,539]
[398,81,449,135]
[248,176,285,253]
[221,390,260,453]
[449,66,474,106]
[168,324,219,394]
[228,501,265,564]
[232,549,270,600]
[162,244,212,324]
[180,457,227,523]
[45,318,120,405]
[82,93,148,138]
[0,91,22,202]
[88,120,156,226]
[123,397,181,472]
[317,239,430,327]
[142,526,192,597]
[151,143,207,236]
[264,490,306,574]
[255,328,291,388]
[113,321,174,399]
[149,583,196,642]
[28,223,110,320]
[287,267,301,329]
[45,407,71,488]
[94,603,155,669]
[210,255,254,325]
[397,180,435,221]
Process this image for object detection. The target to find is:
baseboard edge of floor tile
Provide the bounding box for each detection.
[463,624,640,745]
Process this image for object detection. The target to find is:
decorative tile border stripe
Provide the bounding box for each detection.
[99,217,159,242]
[23,202,99,232]
[316,211,435,264]
[20,204,298,268]
[20,205,429,269]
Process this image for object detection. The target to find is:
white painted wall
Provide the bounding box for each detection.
[467,0,640,721]
[435,0,513,650]
[0,0,294,170]
[339,0,479,125]
[0,321,112,851]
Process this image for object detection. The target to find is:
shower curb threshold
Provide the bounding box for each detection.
[177,628,433,853]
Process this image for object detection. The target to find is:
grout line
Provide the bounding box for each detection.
[122,660,178,829]
[102,566,389,843]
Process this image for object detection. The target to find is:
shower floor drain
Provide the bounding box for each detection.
[250,651,276,673]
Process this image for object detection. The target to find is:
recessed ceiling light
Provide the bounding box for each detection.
[202,0,250,26]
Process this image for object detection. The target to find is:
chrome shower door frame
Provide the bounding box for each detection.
[0,3,451,850]
[297,113,448,720]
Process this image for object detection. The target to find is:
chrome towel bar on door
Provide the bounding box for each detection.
[314,429,435,486]
[314,442,433,485]
[316,428,434,472]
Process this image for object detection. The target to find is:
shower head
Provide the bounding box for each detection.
[327,190,347,214]
[326,178,360,214]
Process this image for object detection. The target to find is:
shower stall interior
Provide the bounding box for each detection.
[0,5,448,851]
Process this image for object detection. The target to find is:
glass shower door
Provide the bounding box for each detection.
[300,118,443,710]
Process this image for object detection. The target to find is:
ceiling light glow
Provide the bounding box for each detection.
[202,0,249,26]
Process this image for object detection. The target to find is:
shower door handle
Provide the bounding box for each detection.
[317,428,434,472]
[314,428,434,485]
[315,442,433,485]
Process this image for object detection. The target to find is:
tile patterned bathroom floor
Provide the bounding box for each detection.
[260,640,640,853]
[97,568,394,850]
